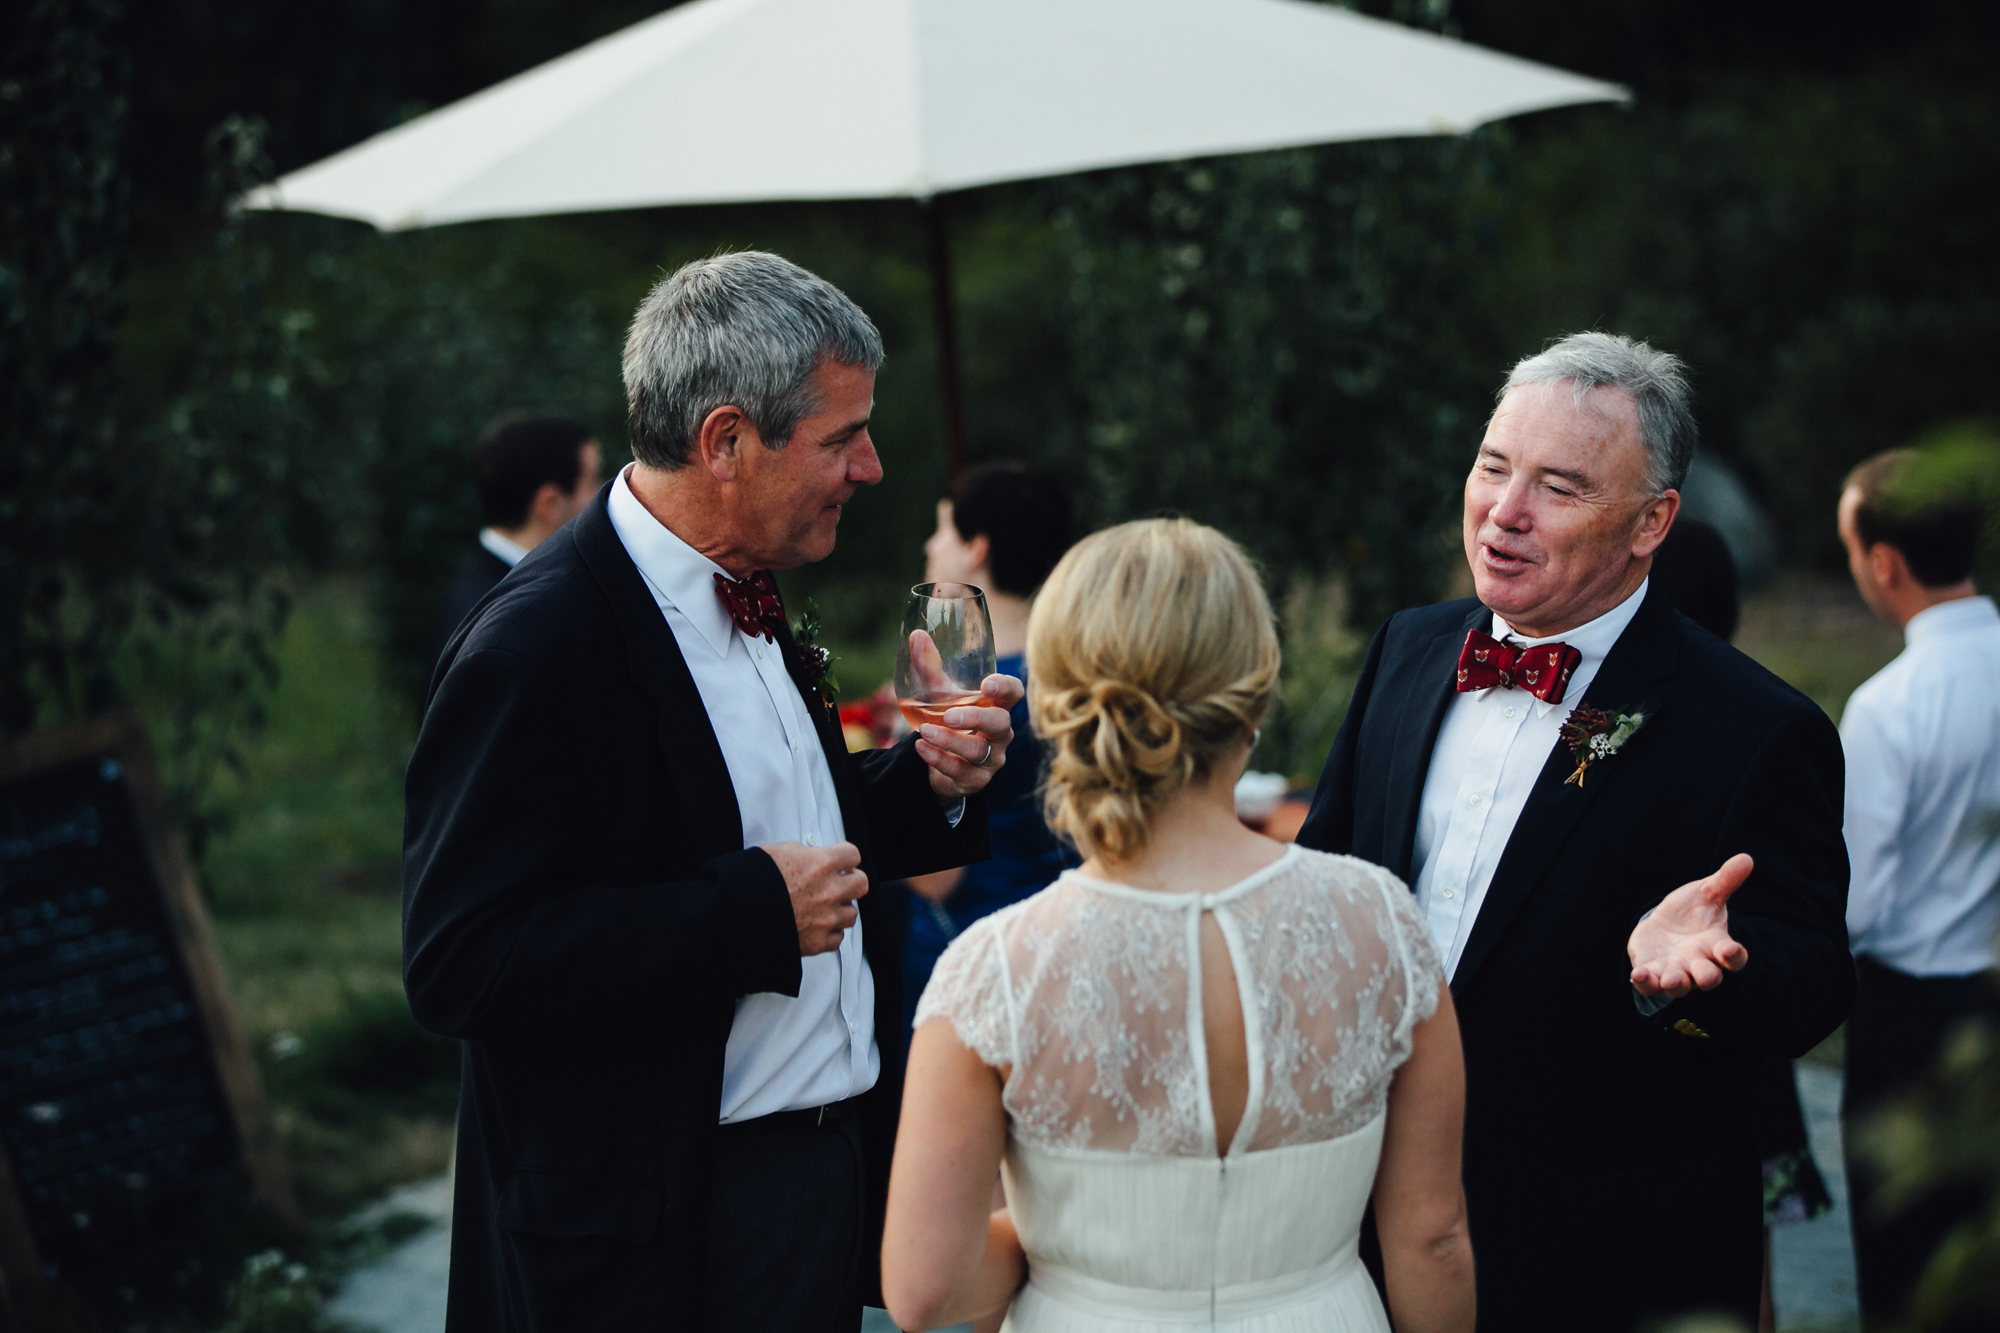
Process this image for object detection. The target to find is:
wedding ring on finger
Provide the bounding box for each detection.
[974,740,994,768]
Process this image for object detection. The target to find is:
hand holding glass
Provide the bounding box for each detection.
[895,583,997,730]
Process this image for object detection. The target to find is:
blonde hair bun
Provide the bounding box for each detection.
[1027,518,1279,863]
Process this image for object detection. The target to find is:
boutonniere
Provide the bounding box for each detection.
[785,599,840,706]
[1558,705,1647,787]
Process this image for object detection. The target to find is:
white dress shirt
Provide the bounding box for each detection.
[479,527,530,567]
[607,468,880,1121]
[1841,595,2000,977]
[1413,580,1650,978]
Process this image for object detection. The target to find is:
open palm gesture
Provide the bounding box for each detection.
[1628,853,1754,1000]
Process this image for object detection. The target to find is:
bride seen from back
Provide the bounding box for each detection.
[882,518,1474,1333]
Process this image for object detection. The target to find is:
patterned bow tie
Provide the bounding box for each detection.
[1454,629,1581,705]
[714,570,784,642]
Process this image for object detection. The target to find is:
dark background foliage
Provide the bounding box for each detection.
[81,0,2000,700]
[3,0,134,736]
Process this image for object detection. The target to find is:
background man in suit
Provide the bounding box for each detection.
[429,412,602,676]
[1835,447,2000,1328]
[1298,332,1852,1331]
[403,252,1016,1332]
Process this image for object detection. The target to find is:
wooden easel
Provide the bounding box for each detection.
[0,716,297,1330]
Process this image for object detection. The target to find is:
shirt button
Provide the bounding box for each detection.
[1443,887,1457,900]
[1504,706,1517,719]
[805,834,818,847]
[847,1021,857,1035]
[1468,794,1483,808]
[791,739,799,753]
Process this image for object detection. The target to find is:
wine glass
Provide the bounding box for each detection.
[895,583,997,731]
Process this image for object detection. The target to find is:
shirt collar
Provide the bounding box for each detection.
[605,465,738,660]
[479,527,530,568]
[1491,576,1650,662]
[1478,578,1650,716]
[1904,595,1998,647]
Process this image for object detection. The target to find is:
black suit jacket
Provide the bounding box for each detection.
[1297,586,1851,1331]
[430,545,513,679]
[403,490,987,1332]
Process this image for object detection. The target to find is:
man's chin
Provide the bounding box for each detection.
[792,532,839,568]
[1471,569,1543,615]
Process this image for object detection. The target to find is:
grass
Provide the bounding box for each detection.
[57,581,452,1329]
[199,581,457,1223]
[1735,571,1905,725]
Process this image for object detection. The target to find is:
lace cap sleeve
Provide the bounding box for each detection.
[1372,866,1443,1040]
[912,915,1015,1069]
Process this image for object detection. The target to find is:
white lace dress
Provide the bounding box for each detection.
[915,843,1442,1333]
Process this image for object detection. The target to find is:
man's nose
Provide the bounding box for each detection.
[849,435,884,485]
[1487,479,1533,531]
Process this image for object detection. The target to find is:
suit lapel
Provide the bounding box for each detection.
[1382,604,1489,881]
[769,603,881,877]
[1448,587,1682,995]
[764,592,892,880]
[570,493,745,863]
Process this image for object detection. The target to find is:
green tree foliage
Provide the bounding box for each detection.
[1051,136,1498,629]
[2,0,135,733]
[17,0,1999,787]
[1484,65,2000,569]
[167,202,969,702]
[231,215,643,702]
[1,3,299,857]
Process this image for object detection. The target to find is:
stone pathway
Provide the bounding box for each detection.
[327,1171,453,1333]
[324,1169,941,1333]
[1771,1063,1861,1332]
[328,1066,1861,1333]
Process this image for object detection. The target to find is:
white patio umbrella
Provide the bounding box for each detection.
[245,0,1624,468]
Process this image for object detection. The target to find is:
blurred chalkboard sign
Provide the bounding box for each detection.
[0,716,295,1327]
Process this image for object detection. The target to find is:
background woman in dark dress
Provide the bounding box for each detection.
[903,463,1079,1035]
[1652,518,1834,1332]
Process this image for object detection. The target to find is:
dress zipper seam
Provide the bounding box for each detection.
[1211,1153,1226,1328]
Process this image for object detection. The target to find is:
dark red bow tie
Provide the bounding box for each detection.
[714,570,783,641]
[1454,629,1580,705]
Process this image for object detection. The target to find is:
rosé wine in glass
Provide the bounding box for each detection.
[896,690,997,730]
[895,583,996,735]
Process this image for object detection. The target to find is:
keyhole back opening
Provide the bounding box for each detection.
[1198,908,1252,1157]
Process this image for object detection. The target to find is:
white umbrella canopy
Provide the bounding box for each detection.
[243,0,1624,230]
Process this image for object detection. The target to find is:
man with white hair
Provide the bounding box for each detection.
[404,252,1017,1332]
[1299,333,1852,1330]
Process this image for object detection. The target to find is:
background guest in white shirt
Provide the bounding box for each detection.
[1835,445,2000,1330]
[428,412,601,677]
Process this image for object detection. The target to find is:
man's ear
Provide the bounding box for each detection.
[1631,490,1680,559]
[966,533,992,579]
[694,405,755,482]
[528,480,567,528]
[1867,540,1908,591]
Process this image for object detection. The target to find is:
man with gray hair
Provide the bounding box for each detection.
[1300,332,1851,1330]
[403,251,1017,1331]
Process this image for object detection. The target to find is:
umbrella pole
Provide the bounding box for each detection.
[921,195,969,480]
